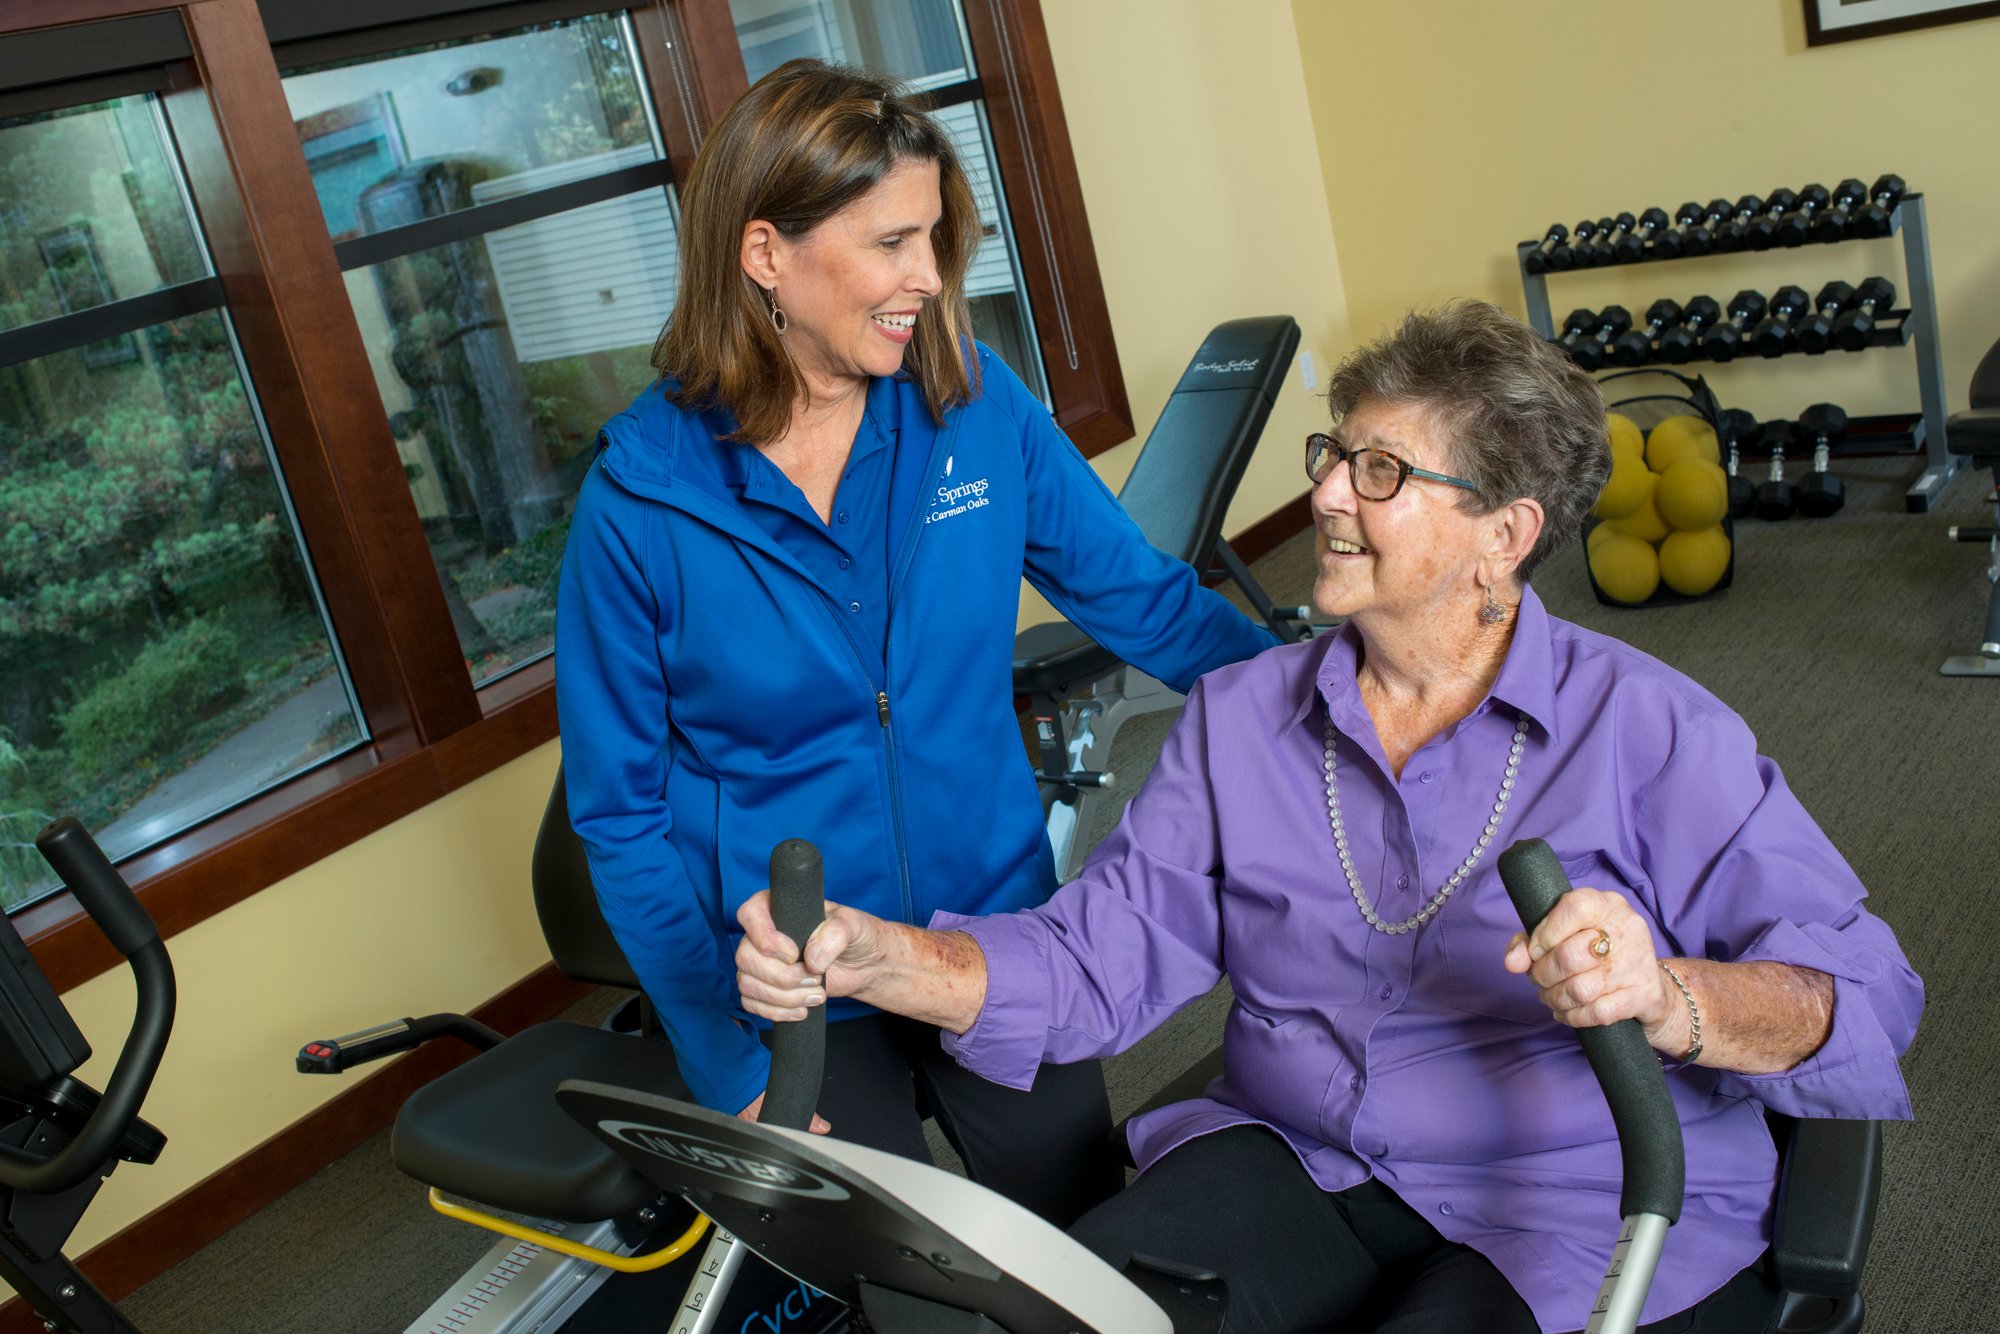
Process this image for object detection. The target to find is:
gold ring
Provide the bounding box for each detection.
[1590,929,1613,959]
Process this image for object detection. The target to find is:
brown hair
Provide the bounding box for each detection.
[652,59,981,443]
[1323,300,1610,583]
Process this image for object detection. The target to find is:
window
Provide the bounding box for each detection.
[0,1,1121,990]
[279,13,679,685]
[0,94,366,912]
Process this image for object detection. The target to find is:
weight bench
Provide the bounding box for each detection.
[1942,336,2000,676]
[1014,316,1324,880]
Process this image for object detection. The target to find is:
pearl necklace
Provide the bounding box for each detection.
[1323,713,1527,936]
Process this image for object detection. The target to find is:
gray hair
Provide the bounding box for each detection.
[1324,300,1610,583]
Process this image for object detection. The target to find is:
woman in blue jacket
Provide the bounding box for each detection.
[555,58,1273,1226]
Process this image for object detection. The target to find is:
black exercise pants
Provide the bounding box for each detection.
[761,1012,1121,1228]
[1069,1125,1780,1334]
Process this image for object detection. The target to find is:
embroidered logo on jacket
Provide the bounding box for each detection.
[925,469,991,526]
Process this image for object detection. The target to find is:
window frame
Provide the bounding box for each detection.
[0,0,1127,992]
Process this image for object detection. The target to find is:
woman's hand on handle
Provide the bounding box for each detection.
[1503,886,1686,1055]
[737,1091,831,1135]
[736,893,990,1035]
[735,891,886,1021]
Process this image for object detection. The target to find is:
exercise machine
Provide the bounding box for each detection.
[1013,315,1327,882]
[0,819,175,1334]
[1942,335,2000,676]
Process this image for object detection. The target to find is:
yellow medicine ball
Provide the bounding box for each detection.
[1586,521,1619,552]
[1588,532,1661,605]
[1655,459,1730,532]
[1645,414,1721,473]
[1607,412,1644,459]
[1592,448,1652,521]
[1607,477,1670,545]
[1659,525,1732,596]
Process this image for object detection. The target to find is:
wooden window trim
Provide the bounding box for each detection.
[3,0,1128,994]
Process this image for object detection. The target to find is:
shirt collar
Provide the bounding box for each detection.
[1289,584,1562,748]
[730,375,900,499]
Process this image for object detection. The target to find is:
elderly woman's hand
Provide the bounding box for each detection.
[1503,886,1679,1049]
[735,890,887,1022]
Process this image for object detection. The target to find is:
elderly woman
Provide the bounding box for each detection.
[735,301,1922,1332]
[553,58,1272,1229]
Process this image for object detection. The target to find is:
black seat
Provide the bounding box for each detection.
[1111,1047,1881,1334]
[388,767,686,1221]
[1012,315,1305,696]
[1945,336,2000,462]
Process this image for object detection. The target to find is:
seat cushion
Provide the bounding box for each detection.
[392,1020,691,1222]
[1012,619,1122,697]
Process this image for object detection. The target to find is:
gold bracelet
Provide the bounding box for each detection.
[1659,961,1702,1065]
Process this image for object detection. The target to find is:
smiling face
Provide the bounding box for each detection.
[756,157,944,394]
[1311,397,1502,629]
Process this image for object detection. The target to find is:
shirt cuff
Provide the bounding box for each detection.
[928,909,1053,1091]
[1714,918,1916,1120]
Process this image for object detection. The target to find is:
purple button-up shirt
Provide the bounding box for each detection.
[936,587,1920,1332]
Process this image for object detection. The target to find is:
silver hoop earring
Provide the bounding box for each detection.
[1479,582,1508,626]
[765,287,788,334]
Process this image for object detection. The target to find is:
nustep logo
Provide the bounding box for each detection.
[600,1121,852,1201]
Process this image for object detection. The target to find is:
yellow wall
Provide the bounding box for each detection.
[1293,0,2000,427]
[1020,0,1350,627]
[56,742,561,1254]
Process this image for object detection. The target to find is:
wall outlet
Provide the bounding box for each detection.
[1298,349,1318,391]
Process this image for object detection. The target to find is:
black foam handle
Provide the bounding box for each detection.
[1498,838,1685,1223]
[760,838,826,1132]
[36,816,160,957]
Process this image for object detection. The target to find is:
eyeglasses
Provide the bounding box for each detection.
[1305,433,1482,501]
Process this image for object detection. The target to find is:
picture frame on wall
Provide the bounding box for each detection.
[1805,0,2000,45]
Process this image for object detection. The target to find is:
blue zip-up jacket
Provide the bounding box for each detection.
[555,346,1277,1114]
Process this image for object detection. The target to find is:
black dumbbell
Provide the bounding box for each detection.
[1776,183,1831,247]
[1524,223,1572,275]
[1832,277,1896,351]
[1813,178,1869,243]
[1619,207,1678,261]
[1570,306,1632,371]
[1718,408,1758,519]
[1562,219,1602,268]
[1754,421,1798,521]
[1855,173,1907,239]
[1602,212,1641,263]
[1745,188,1799,251]
[1673,202,1716,258]
[1796,403,1848,518]
[1658,295,1721,363]
[1556,308,1597,362]
[1714,194,1765,253]
[1793,281,1858,354]
[1613,298,1683,367]
[1579,216,1618,266]
[1752,285,1811,357]
[1702,289,1769,362]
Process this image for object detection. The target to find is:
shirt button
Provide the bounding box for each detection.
[1439,1202,1455,1217]
[838,556,851,570]
[1396,874,1409,890]
[1378,983,1392,1001]
[1375,1142,1389,1157]
[1349,1074,1363,1092]
[847,600,862,613]
[1418,770,1434,784]
[836,510,849,524]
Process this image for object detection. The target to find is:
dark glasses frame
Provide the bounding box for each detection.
[1305,432,1482,500]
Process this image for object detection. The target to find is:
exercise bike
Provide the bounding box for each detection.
[545,839,1686,1334]
[0,819,174,1334]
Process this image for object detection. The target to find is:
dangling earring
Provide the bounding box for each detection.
[764,286,788,334]
[1479,582,1508,625]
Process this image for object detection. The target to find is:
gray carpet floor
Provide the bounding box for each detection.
[117,455,1998,1332]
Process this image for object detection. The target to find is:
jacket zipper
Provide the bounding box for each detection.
[876,685,916,924]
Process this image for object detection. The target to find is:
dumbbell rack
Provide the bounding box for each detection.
[1517,194,1960,512]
